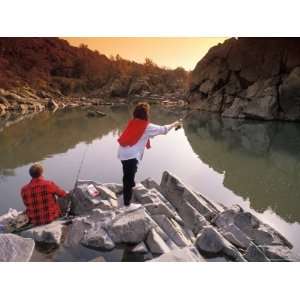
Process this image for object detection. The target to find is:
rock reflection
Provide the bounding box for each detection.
[184,111,300,223]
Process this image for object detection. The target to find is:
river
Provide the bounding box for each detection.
[0,105,300,255]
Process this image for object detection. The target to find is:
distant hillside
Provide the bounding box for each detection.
[0,38,188,98]
[189,37,300,121]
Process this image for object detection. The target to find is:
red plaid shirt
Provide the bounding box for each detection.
[21,176,67,225]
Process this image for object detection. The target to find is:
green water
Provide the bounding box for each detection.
[0,106,299,253]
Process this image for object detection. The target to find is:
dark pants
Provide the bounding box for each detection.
[121,158,138,206]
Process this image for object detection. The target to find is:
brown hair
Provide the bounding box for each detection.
[133,102,150,121]
[29,163,43,178]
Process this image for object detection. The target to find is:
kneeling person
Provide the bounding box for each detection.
[21,163,68,226]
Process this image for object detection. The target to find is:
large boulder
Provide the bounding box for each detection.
[195,226,246,261]
[149,246,206,262]
[71,181,117,215]
[20,220,65,245]
[81,223,115,250]
[0,234,35,262]
[107,208,153,244]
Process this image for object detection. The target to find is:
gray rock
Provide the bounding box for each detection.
[219,224,252,249]
[97,199,113,211]
[174,200,209,234]
[160,171,215,219]
[72,181,117,215]
[141,178,162,192]
[82,224,115,250]
[213,207,292,249]
[147,216,179,250]
[261,245,300,262]
[131,242,148,254]
[222,98,248,119]
[196,226,225,254]
[244,244,270,262]
[88,209,116,224]
[94,184,117,200]
[150,246,206,262]
[108,208,153,244]
[151,215,192,247]
[146,228,170,255]
[103,183,123,194]
[144,202,181,222]
[20,220,65,245]
[133,184,159,204]
[195,226,245,261]
[64,217,92,247]
[0,234,35,262]
[139,187,183,224]
[0,208,21,229]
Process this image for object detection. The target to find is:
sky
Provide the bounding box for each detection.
[64,37,227,71]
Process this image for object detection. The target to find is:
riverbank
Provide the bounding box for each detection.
[0,87,186,129]
[0,171,298,262]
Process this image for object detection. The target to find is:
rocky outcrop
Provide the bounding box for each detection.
[0,171,298,262]
[189,38,300,121]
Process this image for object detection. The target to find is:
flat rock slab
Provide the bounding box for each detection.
[20,220,65,245]
[150,246,206,262]
[160,171,215,218]
[146,228,170,255]
[0,234,35,262]
[152,214,192,247]
[108,208,153,244]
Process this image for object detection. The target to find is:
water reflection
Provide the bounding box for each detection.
[184,111,300,223]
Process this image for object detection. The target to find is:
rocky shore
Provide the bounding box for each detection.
[0,171,298,262]
[0,86,186,131]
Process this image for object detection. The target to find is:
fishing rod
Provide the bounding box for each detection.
[64,144,89,219]
[174,109,197,131]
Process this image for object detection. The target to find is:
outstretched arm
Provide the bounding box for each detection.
[146,120,182,137]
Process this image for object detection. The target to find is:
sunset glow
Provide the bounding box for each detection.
[64,37,227,70]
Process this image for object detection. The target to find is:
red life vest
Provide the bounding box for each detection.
[118,118,151,149]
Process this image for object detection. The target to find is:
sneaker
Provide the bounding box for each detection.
[123,203,142,212]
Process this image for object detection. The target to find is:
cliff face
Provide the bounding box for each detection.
[189,38,300,121]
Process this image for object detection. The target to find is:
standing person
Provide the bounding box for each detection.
[117,102,181,210]
[21,163,68,225]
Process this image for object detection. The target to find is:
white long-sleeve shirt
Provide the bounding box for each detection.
[117,123,172,161]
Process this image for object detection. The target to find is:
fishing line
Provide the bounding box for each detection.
[65,143,90,218]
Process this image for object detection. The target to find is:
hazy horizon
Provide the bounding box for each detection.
[64,37,227,70]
